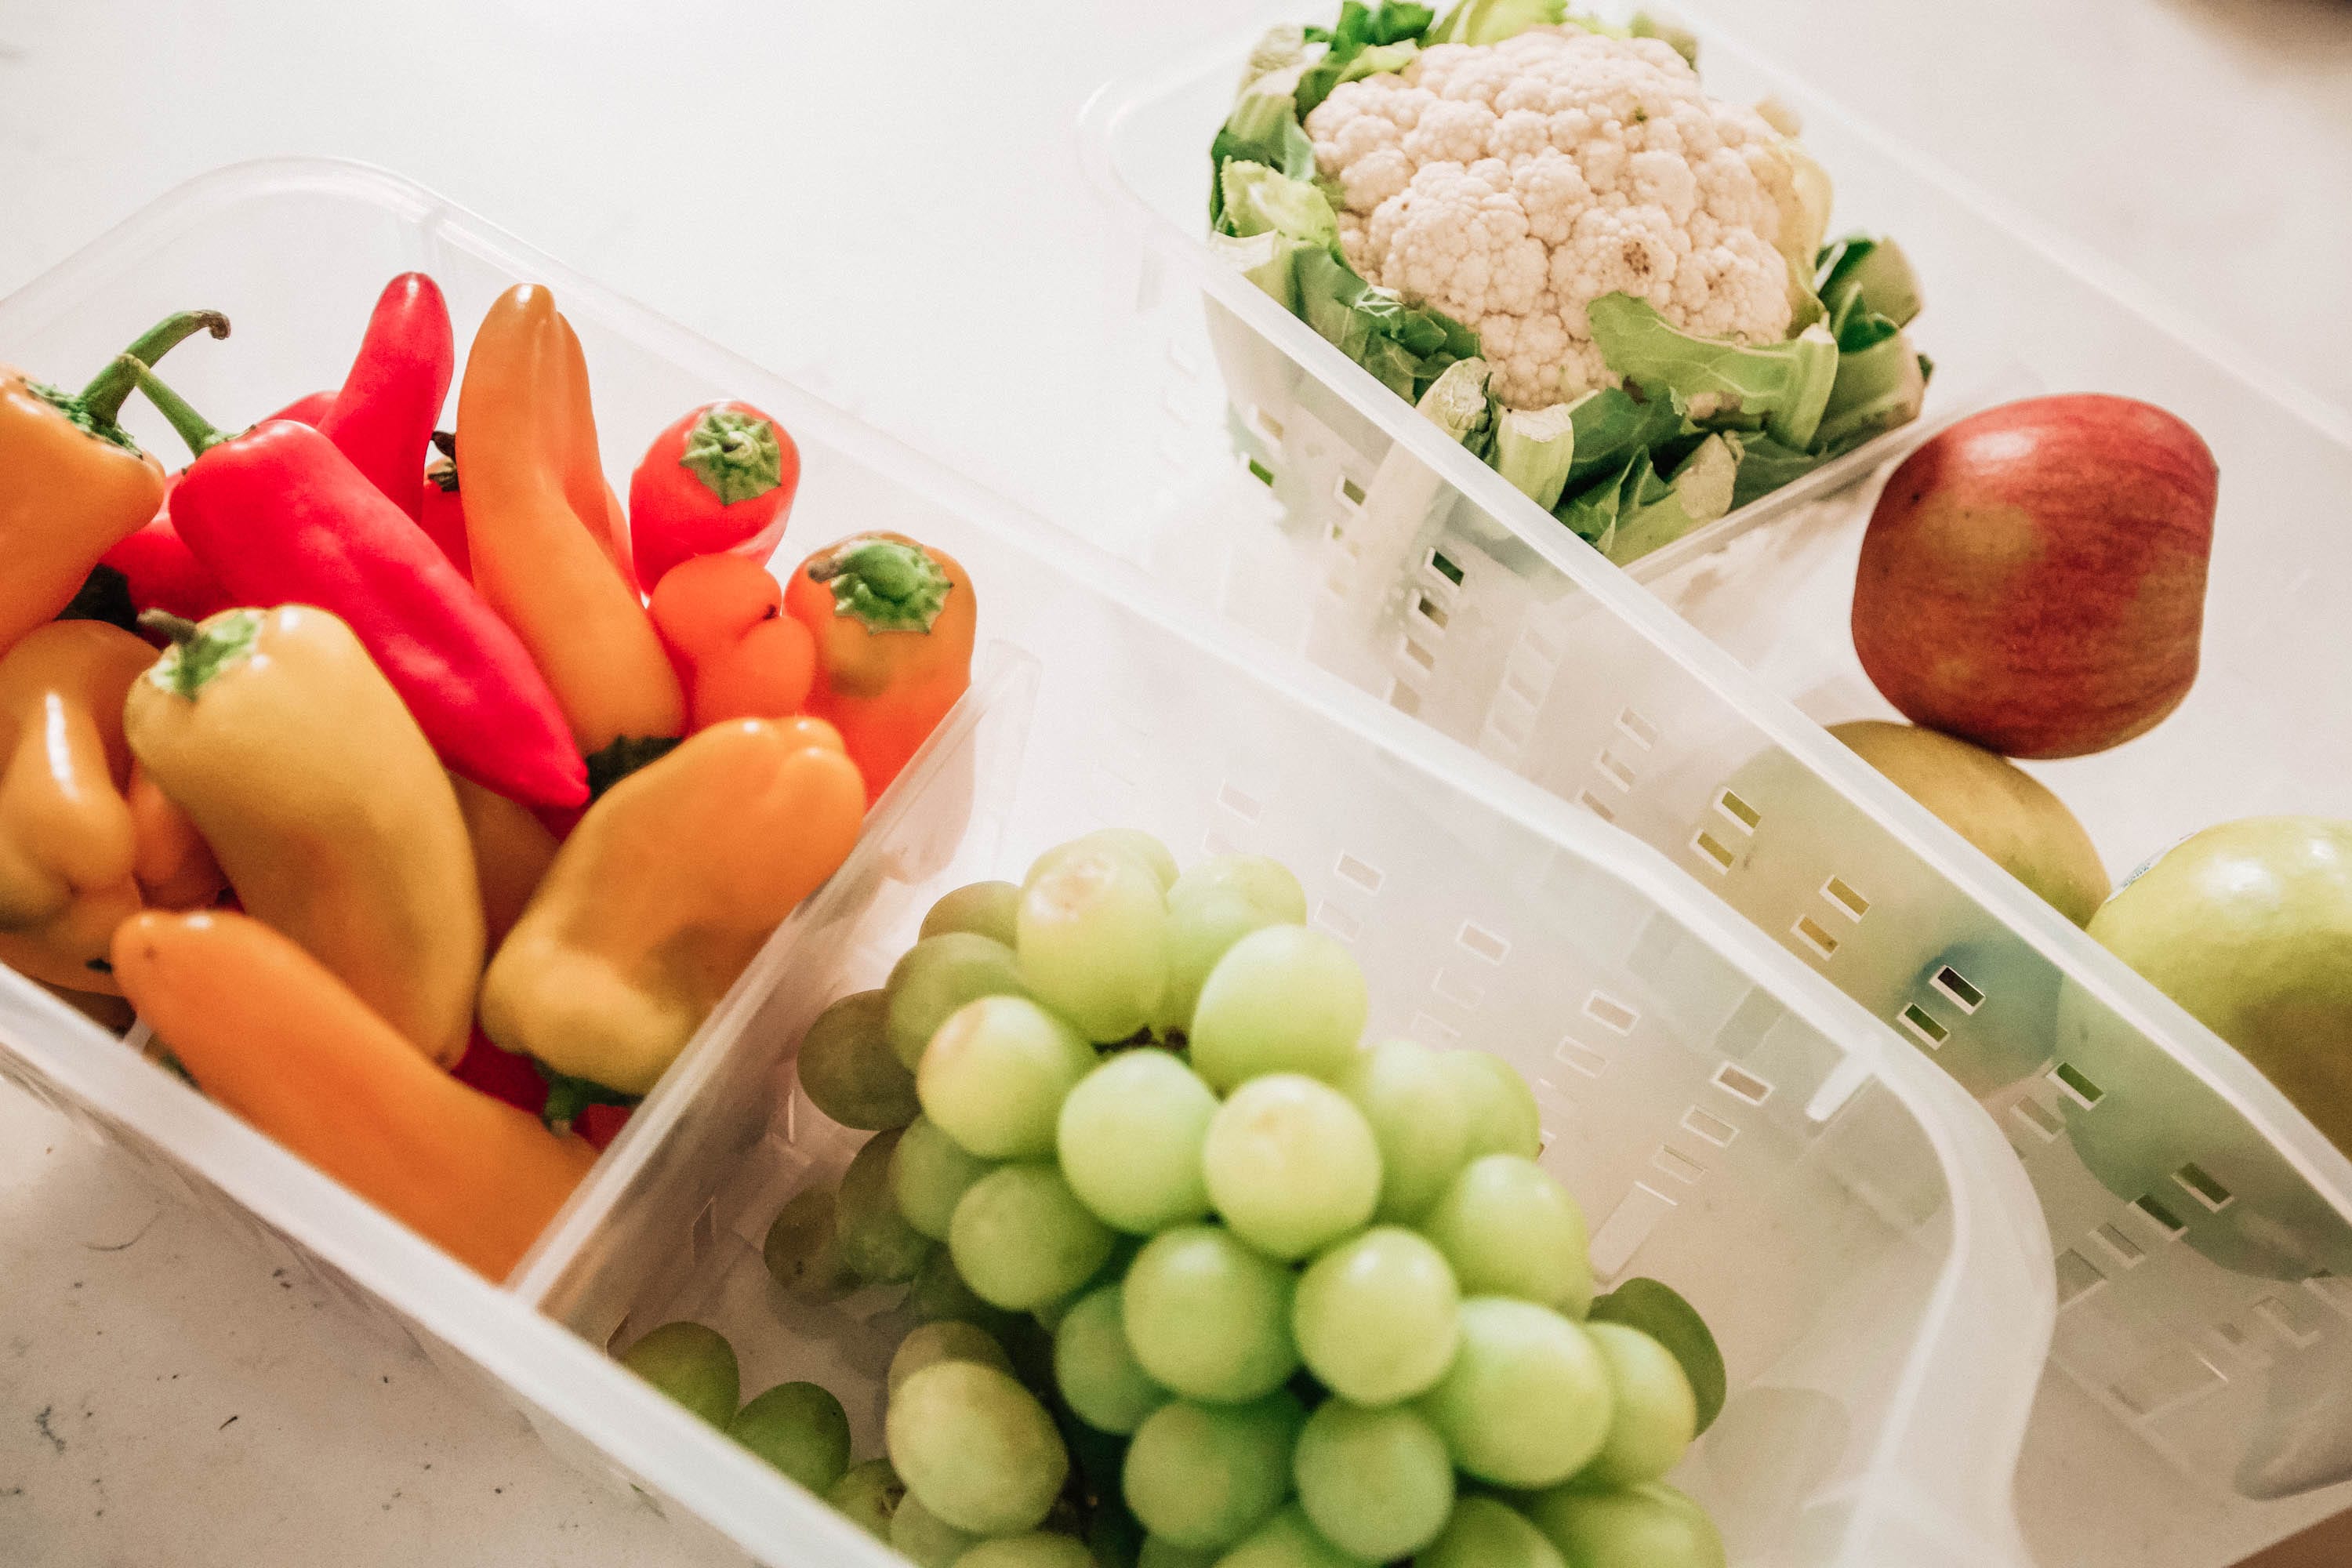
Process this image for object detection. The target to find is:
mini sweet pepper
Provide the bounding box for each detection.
[478,715,866,1107]
[456,285,684,764]
[0,622,154,995]
[122,604,485,1068]
[784,533,975,803]
[112,909,597,1282]
[0,310,228,656]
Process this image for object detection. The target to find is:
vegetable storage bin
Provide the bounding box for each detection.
[0,160,2053,1568]
[1078,5,2352,1566]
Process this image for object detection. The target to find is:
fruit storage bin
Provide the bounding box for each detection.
[0,161,2053,1568]
[1079,5,2352,1566]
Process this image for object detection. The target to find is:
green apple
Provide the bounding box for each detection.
[1831,720,2110,926]
[2056,816,2352,1280]
[2092,817,2352,1145]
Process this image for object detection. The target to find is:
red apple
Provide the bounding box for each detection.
[1852,394,2217,758]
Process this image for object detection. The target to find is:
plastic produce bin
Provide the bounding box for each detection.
[0,161,2051,1568]
[1079,6,2352,1565]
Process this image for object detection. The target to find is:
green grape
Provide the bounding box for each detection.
[1122,1392,1304,1550]
[1519,1483,1725,1568]
[1213,1503,1361,1568]
[1027,828,1179,893]
[1291,1399,1454,1560]
[1291,1226,1459,1403]
[1055,1283,1169,1434]
[886,1359,1070,1536]
[617,1321,738,1427]
[1018,844,1170,1041]
[919,995,1098,1160]
[795,989,920,1131]
[1137,1538,1218,1568]
[887,933,1032,1071]
[1578,1323,1697,1487]
[764,1186,857,1301]
[1155,855,1308,1036]
[949,1163,1116,1311]
[904,1245,1019,1334]
[837,1128,933,1284]
[1420,1155,1592,1315]
[921,880,1022,946]
[893,1115,997,1241]
[1189,926,1367,1090]
[1588,1278,1726,1432]
[893,1490,984,1568]
[889,1319,1014,1400]
[728,1381,851,1494]
[1122,1225,1300,1403]
[954,1534,1098,1568]
[1420,1298,1613,1488]
[1171,854,1308,925]
[1058,1051,1217,1233]
[1202,1073,1381,1259]
[1419,1496,1567,1568]
[1445,1051,1543,1160]
[1338,1037,1472,1221]
[827,1457,904,1541]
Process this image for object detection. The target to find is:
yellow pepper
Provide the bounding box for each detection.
[0,621,154,995]
[123,605,484,1067]
[480,715,866,1107]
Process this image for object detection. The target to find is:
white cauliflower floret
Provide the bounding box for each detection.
[1306,27,1798,409]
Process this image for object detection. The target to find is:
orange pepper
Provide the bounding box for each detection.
[0,621,154,994]
[479,715,866,1105]
[449,773,559,948]
[648,554,816,731]
[126,764,226,910]
[111,908,597,1281]
[782,533,975,804]
[455,286,684,760]
[0,312,227,657]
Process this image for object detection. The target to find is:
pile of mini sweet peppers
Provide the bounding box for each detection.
[0,278,976,1280]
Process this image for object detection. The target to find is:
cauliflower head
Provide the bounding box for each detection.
[1306,27,1805,408]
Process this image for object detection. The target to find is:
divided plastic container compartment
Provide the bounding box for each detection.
[0,162,2052,1567]
[1079,7,2352,1566]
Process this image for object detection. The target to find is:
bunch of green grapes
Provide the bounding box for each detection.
[759,829,1730,1568]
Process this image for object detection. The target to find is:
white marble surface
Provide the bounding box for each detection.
[0,1,2348,1564]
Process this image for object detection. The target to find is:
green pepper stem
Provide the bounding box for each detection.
[138,609,201,648]
[81,311,230,426]
[814,537,952,633]
[129,360,229,459]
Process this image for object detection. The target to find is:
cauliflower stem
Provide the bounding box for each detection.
[1206,0,1930,564]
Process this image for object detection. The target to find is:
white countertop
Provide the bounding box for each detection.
[1,2,2347,1564]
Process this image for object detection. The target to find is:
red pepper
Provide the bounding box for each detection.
[132,366,590,811]
[628,401,799,590]
[419,430,471,577]
[97,389,341,623]
[315,273,453,522]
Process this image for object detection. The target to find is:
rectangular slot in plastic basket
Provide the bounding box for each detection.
[1077,6,2352,1565]
[0,160,2048,1568]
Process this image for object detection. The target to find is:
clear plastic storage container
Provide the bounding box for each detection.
[0,162,2051,1568]
[1079,7,2352,1566]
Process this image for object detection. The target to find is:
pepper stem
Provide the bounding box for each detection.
[813,536,952,633]
[140,608,260,700]
[128,360,229,459]
[137,609,200,649]
[80,311,230,426]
